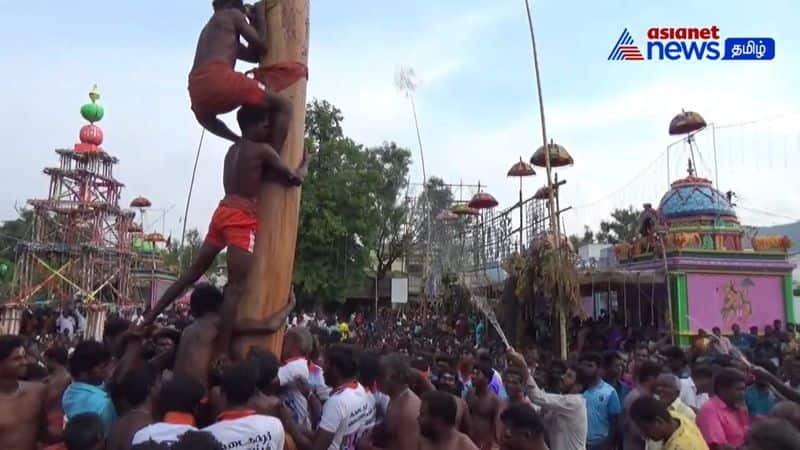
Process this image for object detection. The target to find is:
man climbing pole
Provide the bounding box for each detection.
[235,0,310,358]
[144,104,309,359]
[188,0,307,142]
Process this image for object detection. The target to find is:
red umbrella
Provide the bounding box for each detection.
[130,196,152,208]
[144,232,166,243]
[669,110,706,135]
[468,192,498,210]
[507,159,536,177]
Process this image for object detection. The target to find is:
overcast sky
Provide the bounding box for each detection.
[1,0,798,240]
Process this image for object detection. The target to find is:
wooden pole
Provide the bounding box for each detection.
[234,0,310,358]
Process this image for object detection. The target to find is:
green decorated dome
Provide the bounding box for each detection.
[80,85,104,123]
[80,103,104,122]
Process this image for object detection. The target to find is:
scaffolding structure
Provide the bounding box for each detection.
[12,89,135,307]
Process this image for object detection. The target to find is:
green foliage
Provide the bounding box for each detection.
[0,209,33,260]
[568,225,595,250]
[162,229,223,278]
[294,100,403,303]
[595,206,642,244]
[369,142,412,278]
[0,209,33,295]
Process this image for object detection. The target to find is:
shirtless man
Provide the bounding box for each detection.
[144,104,307,359]
[189,0,306,142]
[43,345,71,440]
[359,353,421,450]
[502,366,531,409]
[436,367,472,435]
[418,390,478,450]
[172,283,295,393]
[467,362,502,450]
[0,335,48,450]
[107,366,159,450]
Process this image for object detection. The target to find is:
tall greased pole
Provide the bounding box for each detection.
[235,0,310,357]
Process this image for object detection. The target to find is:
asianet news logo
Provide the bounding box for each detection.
[608,26,775,61]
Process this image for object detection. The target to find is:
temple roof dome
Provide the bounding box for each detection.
[658,175,737,221]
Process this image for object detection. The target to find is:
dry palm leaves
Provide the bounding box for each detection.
[508,244,579,316]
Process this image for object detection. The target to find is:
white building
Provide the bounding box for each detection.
[578,244,616,268]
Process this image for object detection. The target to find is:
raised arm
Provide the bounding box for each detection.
[234,287,296,335]
[259,143,304,186]
[752,365,800,403]
[142,243,221,325]
[232,4,267,56]
[508,349,579,413]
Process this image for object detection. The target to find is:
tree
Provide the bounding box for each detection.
[568,225,595,250]
[0,209,33,261]
[162,228,220,276]
[0,209,33,296]
[595,206,642,244]
[294,100,385,303]
[368,142,412,280]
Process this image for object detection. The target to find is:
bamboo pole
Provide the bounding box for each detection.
[235,0,310,358]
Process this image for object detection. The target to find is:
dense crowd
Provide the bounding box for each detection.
[3,286,800,450]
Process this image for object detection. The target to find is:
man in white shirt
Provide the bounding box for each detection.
[74,307,87,336]
[204,361,285,450]
[132,376,204,445]
[294,344,375,450]
[679,364,712,411]
[279,327,314,430]
[56,308,77,337]
[507,350,588,450]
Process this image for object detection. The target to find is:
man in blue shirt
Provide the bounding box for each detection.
[62,340,117,436]
[603,352,630,404]
[579,352,621,450]
[745,360,779,419]
[730,323,756,352]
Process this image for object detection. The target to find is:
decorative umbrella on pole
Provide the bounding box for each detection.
[521,0,578,357]
[507,158,536,250]
[668,109,706,179]
[468,183,499,210]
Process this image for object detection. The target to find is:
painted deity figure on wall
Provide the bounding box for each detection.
[720,279,753,326]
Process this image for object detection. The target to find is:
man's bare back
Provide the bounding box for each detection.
[384,390,422,450]
[192,5,264,72]
[0,381,46,450]
[223,140,298,201]
[174,315,220,390]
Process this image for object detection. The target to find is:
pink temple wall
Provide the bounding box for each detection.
[686,273,785,333]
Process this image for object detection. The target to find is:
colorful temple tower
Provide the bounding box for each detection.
[1,87,136,335]
[617,162,795,345]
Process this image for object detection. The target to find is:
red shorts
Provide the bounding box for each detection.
[188,60,266,118]
[204,195,258,253]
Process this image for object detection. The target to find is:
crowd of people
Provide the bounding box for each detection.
[5,283,800,450]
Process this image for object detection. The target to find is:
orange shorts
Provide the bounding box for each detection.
[188,60,266,118]
[204,196,257,253]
